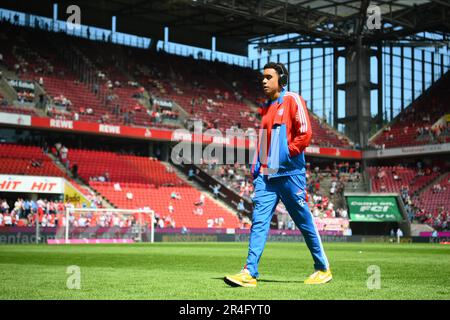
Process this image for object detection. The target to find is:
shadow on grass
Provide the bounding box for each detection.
[211,277,304,284]
[258,279,304,284]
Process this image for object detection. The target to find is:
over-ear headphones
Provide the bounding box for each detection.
[276,63,288,87]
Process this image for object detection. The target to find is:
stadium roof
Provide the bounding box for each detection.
[1,0,450,55]
[285,0,428,17]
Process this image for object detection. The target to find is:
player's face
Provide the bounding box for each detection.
[262,68,280,98]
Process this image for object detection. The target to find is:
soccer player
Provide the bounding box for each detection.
[224,62,332,287]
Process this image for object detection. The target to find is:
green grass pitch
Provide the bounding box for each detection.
[0,242,449,300]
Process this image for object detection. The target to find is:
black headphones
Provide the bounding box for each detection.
[276,63,288,87]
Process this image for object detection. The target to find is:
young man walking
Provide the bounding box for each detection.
[224,62,332,287]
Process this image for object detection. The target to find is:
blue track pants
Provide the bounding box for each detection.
[245,173,330,278]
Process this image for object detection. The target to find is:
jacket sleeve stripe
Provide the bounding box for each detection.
[286,93,308,133]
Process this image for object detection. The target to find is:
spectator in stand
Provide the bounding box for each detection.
[330,179,337,196]
[113,104,121,116]
[212,184,221,199]
[340,208,348,219]
[188,168,195,181]
[0,197,79,227]
[377,168,386,180]
[167,216,176,228]
[392,170,400,181]
[432,183,442,193]
[315,180,321,193]
[59,145,68,163]
[124,111,130,125]
[195,193,205,206]
[23,199,31,219]
[0,95,7,107]
[71,163,78,179]
[171,191,182,200]
[157,217,165,229]
[168,202,174,214]
[431,230,439,243]
[4,213,12,226]
[0,199,10,213]
[100,113,110,124]
[193,207,203,216]
[237,199,245,219]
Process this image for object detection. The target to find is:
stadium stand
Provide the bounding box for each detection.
[412,172,450,231]
[0,143,68,177]
[369,71,450,149]
[65,148,184,186]
[0,143,91,196]
[90,182,240,229]
[0,196,104,228]
[63,148,242,228]
[368,164,449,231]
[0,105,38,115]
[0,16,447,234]
[0,143,243,229]
[416,173,450,214]
[68,38,159,127]
[369,166,441,194]
[0,21,355,149]
[199,160,361,224]
[309,113,353,148]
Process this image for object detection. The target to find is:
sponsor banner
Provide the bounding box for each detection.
[48,239,135,244]
[98,124,121,135]
[420,231,450,237]
[0,112,31,126]
[347,196,403,222]
[31,116,174,140]
[364,143,450,159]
[63,181,91,207]
[432,116,447,129]
[399,144,450,155]
[49,118,74,129]
[0,175,64,194]
[0,227,437,244]
[8,79,35,91]
[0,227,55,244]
[234,233,347,243]
[153,98,173,109]
[172,131,193,142]
[305,146,321,155]
[160,234,222,242]
[1,114,362,159]
[314,218,350,232]
[306,146,362,159]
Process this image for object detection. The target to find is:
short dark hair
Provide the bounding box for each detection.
[263,62,289,78]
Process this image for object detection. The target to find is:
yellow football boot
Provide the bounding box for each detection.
[304,269,333,284]
[224,269,257,288]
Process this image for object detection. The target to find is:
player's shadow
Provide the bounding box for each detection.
[258,279,304,284]
[212,277,303,284]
